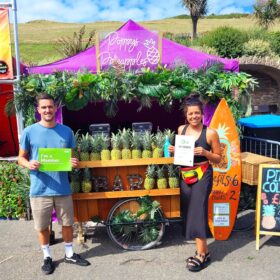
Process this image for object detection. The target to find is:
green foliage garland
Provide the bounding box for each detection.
[14,64,258,126]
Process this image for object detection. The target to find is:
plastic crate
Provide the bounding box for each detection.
[241,152,279,185]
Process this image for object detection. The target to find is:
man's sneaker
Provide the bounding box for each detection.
[64,253,90,266]
[41,257,55,275]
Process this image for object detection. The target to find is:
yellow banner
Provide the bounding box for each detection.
[0,8,13,80]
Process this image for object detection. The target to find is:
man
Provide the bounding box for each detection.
[18,93,90,275]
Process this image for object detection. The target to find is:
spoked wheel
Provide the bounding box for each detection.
[106,198,166,250]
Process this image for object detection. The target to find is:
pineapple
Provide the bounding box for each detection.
[120,128,132,159]
[100,133,111,160]
[152,131,165,158]
[79,133,91,161]
[164,129,175,145]
[144,165,156,190]
[73,130,81,160]
[156,165,168,189]
[261,205,276,230]
[111,132,122,160]
[70,169,81,193]
[131,131,142,159]
[81,168,92,193]
[142,131,153,158]
[89,134,102,160]
[167,164,179,188]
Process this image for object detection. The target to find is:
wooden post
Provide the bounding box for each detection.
[158,31,162,67]
[95,32,100,73]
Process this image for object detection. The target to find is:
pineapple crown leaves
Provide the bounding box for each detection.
[90,134,103,153]
[146,165,156,179]
[71,168,81,180]
[156,165,166,179]
[83,168,92,180]
[99,133,111,150]
[120,128,132,149]
[164,129,175,145]
[111,132,122,149]
[79,133,91,152]
[167,164,180,177]
[153,131,165,148]
[142,131,154,151]
[131,131,143,150]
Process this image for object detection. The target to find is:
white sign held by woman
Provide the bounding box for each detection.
[174,135,195,166]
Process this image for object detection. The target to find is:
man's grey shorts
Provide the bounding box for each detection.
[30,195,74,231]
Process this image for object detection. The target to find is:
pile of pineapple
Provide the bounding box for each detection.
[144,164,180,190]
[70,128,177,194]
[71,164,180,194]
[74,128,175,161]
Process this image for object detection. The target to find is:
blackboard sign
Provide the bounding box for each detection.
[256,164,280,250]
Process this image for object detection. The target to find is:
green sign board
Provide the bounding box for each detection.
[38,148,72,172]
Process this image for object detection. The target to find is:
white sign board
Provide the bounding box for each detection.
[213,203,230,227]
[174,135,195,166]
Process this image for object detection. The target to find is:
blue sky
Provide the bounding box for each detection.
[2,0,254,23]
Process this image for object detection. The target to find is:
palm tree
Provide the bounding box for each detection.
[253,0,280,30]
[181,0,207,39]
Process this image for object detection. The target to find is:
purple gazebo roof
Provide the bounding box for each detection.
[28,19,239,74]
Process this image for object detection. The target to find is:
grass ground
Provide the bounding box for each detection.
[11,17,280,65]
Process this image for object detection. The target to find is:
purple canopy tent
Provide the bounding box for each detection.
[27,20,238,75]
[27,20,239,128]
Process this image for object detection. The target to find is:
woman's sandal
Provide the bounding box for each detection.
[186,252,211,272]
[185,251,198,263]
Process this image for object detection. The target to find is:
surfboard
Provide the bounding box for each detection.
[208,98,241,240]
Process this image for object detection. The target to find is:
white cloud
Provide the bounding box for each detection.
[208,0,255,15]
[219,6,247,15]
[1,0,254,23]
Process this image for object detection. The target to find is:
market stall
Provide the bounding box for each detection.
[16,20,259,246]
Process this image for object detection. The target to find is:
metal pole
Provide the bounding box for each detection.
[0,1,23,139]
[11,0,24,140]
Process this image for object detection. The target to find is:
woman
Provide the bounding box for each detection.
[168,94,221,272]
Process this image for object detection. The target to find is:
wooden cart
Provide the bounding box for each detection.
[72,157,180,250]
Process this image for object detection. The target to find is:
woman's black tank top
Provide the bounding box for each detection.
[181,125,211,163]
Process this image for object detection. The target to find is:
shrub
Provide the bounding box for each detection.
[0,162,30,219]
[243,39,272,57]
[269,31,280,56]
[191,45,218,56]
[200,26,247,58]
[163,32,191,46]
[245,27,270,41]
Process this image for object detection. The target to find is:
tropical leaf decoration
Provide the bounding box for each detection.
[110,196,162,244]
[14,64,258,126]
[64,71,98,111]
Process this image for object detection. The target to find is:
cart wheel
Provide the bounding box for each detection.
[106,198,165,250]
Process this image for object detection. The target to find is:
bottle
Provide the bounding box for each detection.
[164,136,171,158]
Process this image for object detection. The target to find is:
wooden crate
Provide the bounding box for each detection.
[241,152,279,185]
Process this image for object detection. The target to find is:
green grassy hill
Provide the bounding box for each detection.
[12,14,280,65]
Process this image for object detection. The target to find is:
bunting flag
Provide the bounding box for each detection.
[0,8,13,80]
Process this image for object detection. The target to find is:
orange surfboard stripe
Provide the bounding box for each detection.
[208,98,241,240]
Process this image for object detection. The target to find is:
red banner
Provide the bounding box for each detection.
[0,8,13,80]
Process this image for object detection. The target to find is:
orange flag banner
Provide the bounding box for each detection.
[0,8,13,80]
